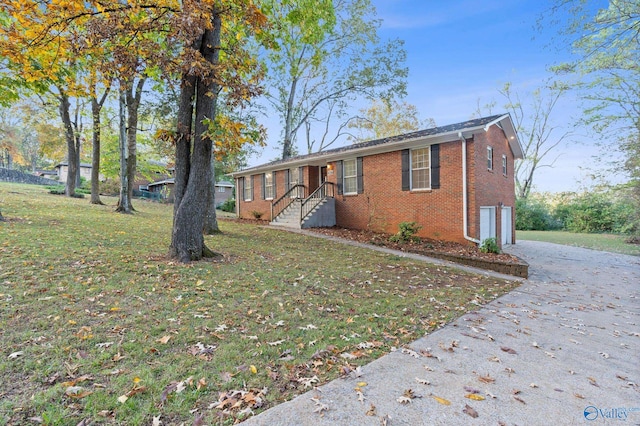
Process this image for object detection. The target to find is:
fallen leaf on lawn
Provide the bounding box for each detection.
[464,386,480,394]
[356,390,366,403]
[500,346,517,354]
[76,419,91,426]
[267,340,285,346]
[465,393,485,401]
[152,416,161,426]
[157,335,171,344]
[463,404,479,418]
[544,351,556,358]
[340,352,357,359]
[532,341,541,348]
[197,377,207,390]
[588,377,599,387]
[117,395,128,404]
[65,386,92,399]
[381,414,391,425]
[357,382,367,387]
[250,365,257,374]
[415,378,430,385]
[431,395,451,405]
[112,352,125,362]
[530,383,539,388]
[8,351,23,359]
[574,393,585,399]
[365,403,376,416]
[298,376,319,389]
[599,352,610,359]
[488,355,501,363]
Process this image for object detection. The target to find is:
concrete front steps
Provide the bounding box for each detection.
[270,198,336,229]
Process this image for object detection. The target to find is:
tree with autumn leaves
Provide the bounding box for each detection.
[1,1,267,261]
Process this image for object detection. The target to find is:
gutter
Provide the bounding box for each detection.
[460,132,481,245]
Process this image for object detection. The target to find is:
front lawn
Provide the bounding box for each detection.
[0,183,518,425]
[517,230,640,256]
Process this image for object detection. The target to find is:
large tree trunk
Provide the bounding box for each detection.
[59,92,77,197]
[90,85,110,205]
[203,160,220,234]
[116,87,132,213]
[170,13,221,262]
[125,78,145,208]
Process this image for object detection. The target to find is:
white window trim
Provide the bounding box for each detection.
[487,146,494,171]
[264,173,274,200]
[343,158,358,195]
[243,177,252,201]
[502,154,507,176]
[410,147,431,191]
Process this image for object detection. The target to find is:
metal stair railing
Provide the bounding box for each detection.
[271,184,306,221]
[300,182,335,222]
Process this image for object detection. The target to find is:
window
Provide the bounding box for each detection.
[243,176,252,201]
[264,172,274,199]
[411,147,430,190]
[502,155,507,176]
[487,146,493,171]
[343,159,357,194]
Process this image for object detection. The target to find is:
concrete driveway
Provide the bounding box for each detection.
[243,240,640,425]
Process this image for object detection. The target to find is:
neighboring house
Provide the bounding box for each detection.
[231,114,524,248]
[55,162,97,182]
[146,178,234,206]
[215,180,234,206]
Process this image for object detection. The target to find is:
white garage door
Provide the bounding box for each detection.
[501,206,512,245]
[480,206,496,243]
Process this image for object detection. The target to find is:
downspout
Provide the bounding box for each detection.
[460,132,481,244]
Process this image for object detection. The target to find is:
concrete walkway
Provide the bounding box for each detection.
[243,240,640,425]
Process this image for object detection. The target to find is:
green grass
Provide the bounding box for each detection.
[1,182,519,425]
[517,230,640,256]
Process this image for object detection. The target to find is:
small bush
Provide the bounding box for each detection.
[251,210,263,219]
[218,198,235,212]
[515,198,559,230]
[389,221,422,243]
[479,237,500,254]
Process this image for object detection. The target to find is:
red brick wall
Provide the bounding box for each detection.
[327,141,470,244]
[471,126,517,246]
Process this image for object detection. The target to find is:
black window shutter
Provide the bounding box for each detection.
[401,149,410,191]
[356,157,364,194]
[298,167,304,185]
[250,175,254,201]
[284,169,290,191]
[261,174,266,199]
[240,177,245,199]
[336,160,343,195]
[272,171,277,198]
[431,144,440,189]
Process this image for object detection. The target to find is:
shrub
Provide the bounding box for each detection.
[479,237,500,254]
[250,210,263,219]
[218,198,235,212]
[515,197,559,230]
[389,221,422,243]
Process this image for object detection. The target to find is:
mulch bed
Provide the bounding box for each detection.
[220,217,528,276]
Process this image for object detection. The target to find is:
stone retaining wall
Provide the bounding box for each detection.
[425,251,529,278]
[0,168,59,186]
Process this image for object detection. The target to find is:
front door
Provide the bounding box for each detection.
[320,166,328,183]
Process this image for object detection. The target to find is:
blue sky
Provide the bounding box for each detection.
[249,0,619,193]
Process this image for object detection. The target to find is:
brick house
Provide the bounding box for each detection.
[231,114,523,248]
